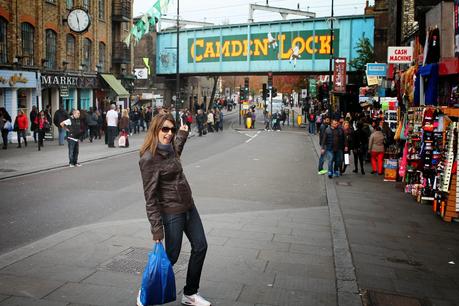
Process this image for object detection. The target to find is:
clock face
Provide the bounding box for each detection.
[67,9,91,33]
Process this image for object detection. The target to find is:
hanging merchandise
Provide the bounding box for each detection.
[425,27,441,64]
[415,64,439,106]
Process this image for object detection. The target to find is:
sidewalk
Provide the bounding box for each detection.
[0,133,145,180]
[310,132,459,306]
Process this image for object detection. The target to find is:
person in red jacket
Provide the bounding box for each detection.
[35,110,49,151]
[15,110,28,148]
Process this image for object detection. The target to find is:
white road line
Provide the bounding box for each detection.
[245,131,261,143]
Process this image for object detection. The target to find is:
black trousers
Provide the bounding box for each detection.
[1,129,8,148]
[107,126,117,147]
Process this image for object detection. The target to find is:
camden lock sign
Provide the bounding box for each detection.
[188,30,339,63]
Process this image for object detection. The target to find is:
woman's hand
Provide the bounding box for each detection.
[154,239,162,243]
[179,124,189,132]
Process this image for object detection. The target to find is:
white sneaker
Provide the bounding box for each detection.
[69,164,75,168]
[136,290,143,306]
[75,163,82,167]
[181,292,211,306]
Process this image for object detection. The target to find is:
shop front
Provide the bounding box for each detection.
[0,70,40,129]
[99,74,130,109]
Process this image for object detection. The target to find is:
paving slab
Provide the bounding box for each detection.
[0,274,64,299]
[0,296,68,306]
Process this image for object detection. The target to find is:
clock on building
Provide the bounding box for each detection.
[67,8,91,33]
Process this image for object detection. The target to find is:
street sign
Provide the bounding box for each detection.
[333,58,347,93]
[60,85,69,97]
[366,63,387,76]
[309,79,317,97]
[134,68,148,79]
[301,89,307,98]
[387,46,413,64]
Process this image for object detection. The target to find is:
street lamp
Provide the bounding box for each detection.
[327,0,334,116]
[175,0,180,124]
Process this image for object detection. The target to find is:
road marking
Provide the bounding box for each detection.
[245,131,261,143]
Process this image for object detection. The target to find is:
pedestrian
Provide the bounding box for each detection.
[352,121,366,175]
[14,110,28,148]
[207,110,214,132]
[217,108,223,131]
[86,107,98,143]
[106,104,118,148]
[140,107,146,132]
[145,106,152,130]
[341,121,353,174]
[369,126,385,175]
[96,109,103,139]
[79,109,88,142]
[30,105,38,143]
[196,109,206,136]
[251,109,256,129]
[118,109,130,148]
[139,113,211,306]
[317,117,330,175]
[321,118,345,178]
[0,107,12,150]
[53,105,69,146]
[308,112,316,134]
[35,110,50,151]
[131,106,140,134]
[60,109,82,167]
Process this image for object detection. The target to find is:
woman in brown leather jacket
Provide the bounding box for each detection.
[138,113,211,306]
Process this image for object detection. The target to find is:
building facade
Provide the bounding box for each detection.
[0,0,133,137]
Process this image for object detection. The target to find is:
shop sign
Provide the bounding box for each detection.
[387,46,413,64]
[60,85,69,97]
[366,63,387,76]
[41,73,99,89]
[0,70,38,88]
[301,89,307,98]
[134,68,148,79]
[308,79,317,97]
[333,58,346,93]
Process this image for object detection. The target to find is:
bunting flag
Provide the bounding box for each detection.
[124,0,170,45]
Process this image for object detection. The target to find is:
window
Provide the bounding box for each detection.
[21,23,34,65]
[83,38,92,71]
[45,29,57,69]
[0,18,7,64]
[83,0,90,10]
[98,0,105,19]
[98,42,105,72]
[66,34,75,69]
[66,0,73,9]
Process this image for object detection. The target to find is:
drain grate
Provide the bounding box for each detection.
[100,247,189,275]
[0,168,17,173]
[362,289,431,306]
[386,257,423,267]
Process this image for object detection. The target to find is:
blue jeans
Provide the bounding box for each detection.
[58,127,66,145]
[162,206,207,296]
[67,139,79,165]
[319,150,334,172]
[308,122,316,134]
[327,150,343,175]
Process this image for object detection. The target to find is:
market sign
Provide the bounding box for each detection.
[41,73,99,89]
[387,46,413,64]
[366,63,387,76]
[333,58,346,93]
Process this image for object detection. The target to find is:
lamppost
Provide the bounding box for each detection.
[175,0,180,123]
[327,0,334,116]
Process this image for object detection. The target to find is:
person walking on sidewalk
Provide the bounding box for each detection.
[35,110,50,151]
[308,111,316,134]
[15,110,28,148]
[119,109,130,148]
[0,107,11,150]
[369,126,385,175]
[60,109,82,167]
[352,121,366,175]
[106,104,118,148]
[29,105,38,143]
[317,117,330,175]
[53,105,69,146]
[86,107,98,143]
[139,113,211,306]
[340,121,353,174]
[321,119,345,178]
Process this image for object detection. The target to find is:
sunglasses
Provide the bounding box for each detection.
[161,126,176,134]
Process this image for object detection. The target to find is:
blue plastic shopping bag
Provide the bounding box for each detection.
[139,243,176,305]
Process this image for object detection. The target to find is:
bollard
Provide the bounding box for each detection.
[246,117,252,129]
[297,114,302,126]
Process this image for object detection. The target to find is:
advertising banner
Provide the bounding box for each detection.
[333,58,346,93]
[387,46,413,64]
[367,63,387,76]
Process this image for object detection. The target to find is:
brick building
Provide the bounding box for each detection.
[0,0,134,136]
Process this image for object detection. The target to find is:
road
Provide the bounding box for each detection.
[0,110,323,255]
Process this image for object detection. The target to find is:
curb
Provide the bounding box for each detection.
[309,134,363,306]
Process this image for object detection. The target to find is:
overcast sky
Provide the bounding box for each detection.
[133,0,369,26]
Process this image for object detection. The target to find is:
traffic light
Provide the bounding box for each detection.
[239,87,245,102]
[262,83,268,100]
[272,87,278,98]
[244,77,249,100]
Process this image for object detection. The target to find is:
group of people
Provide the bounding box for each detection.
[316,113,394,178]
[195,108,224,136]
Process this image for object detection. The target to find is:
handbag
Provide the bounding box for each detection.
[118,135,126,147]
[344,153,350,165]
[44,122,51,132]
[138,243,176,306]
[4,121,12,131]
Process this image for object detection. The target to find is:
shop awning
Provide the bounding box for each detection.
[100,74,129,98]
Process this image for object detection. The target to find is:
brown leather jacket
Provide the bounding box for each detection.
[139,130,193,240]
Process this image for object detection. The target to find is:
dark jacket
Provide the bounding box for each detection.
[343,128,353,151]
[322,126,344,152]
[319,123,329,146]
[54,109,69,128]
[119,117,129,130]
[139,130,193,240]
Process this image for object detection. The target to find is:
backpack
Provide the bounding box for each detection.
[309,113,315,122]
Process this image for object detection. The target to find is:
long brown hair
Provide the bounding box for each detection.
[140,113,176,157]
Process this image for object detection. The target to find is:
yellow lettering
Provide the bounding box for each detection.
[319,35,331,54]
[292,37,305,55]
[253,38,268,56]
[231,40,243,57]
[305,36,318,54]
[203,42,216,58]
[191,39,204,62]
[214,41,221,57]
[221,40,230,57]
[277,34,290,59]
[242,40,251,56]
